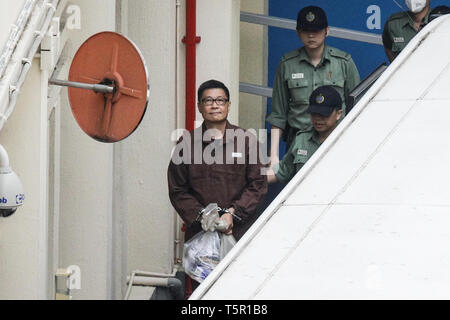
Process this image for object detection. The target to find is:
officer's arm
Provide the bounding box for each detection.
[271,145,296,184]
[267,61,289,163]
[266,165,278,184]
[382,20,395,62]
[270,126,282,165]
[384,47,395,63]
[344,58,361,112]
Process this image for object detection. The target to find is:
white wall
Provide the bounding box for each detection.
[239,0,268,131]
[0,0,54,300]
[114,0,178,299]
[196,0,240,125]
[0,60,47,299]
[58,0,115,300]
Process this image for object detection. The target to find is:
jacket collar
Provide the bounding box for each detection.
[298,45,330,67]
[193,120,236,144]
[403,9,430,29]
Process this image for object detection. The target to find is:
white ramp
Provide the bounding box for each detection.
[191,15,450,300]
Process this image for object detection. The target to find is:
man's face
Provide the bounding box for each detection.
[198,88,230,123]
[309,109,342,133]
[297,27,329,50]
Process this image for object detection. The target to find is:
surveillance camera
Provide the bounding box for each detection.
[0,168,25,217]
[0,145,24,218]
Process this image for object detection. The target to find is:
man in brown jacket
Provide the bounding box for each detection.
[168,79,267,243]
[168,80,267,295]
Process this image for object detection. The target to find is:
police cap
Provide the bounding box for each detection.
[296,6,328,31]
[307,85,342,117]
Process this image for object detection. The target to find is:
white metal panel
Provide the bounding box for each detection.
[339,101,450,206]
[254,205,450,300]
[431,14,450,36]
[373,23,450,102]
[285,100,414,206]
[202,205,325,300]
[423,66,450,100]
[192,15,450,300]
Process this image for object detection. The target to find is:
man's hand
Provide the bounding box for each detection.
[270,126,282,166]
[270,155,280,168]
[219,208,234,235]
[266,166,278,184]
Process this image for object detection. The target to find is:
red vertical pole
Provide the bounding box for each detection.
[181,1,201,294]
[182,0,201,131]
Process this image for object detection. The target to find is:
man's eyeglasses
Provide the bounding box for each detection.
[200,97,229,106]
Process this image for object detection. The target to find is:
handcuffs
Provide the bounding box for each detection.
[195,206,242,222]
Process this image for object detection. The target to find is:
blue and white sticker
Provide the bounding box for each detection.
[16,194,25,205]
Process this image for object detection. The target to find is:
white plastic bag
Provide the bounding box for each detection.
[183,231,237,283]
[183,231,221,283]
[220,234,236,260]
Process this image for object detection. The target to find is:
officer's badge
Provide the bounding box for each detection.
[316,94,325,104]
[306,12,315,22]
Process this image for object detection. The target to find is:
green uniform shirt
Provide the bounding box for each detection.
[274,129,321,184]
[382,10,430,58]
[267,45,360,135]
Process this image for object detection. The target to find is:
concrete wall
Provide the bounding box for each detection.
[239,0,268,131]
[0,0,54,299]
[114,0,178,299]
[58,0,115,300]
[196,0,240,126]
[0,60,47,299]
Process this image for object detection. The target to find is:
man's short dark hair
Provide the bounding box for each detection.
[197,79,230,102]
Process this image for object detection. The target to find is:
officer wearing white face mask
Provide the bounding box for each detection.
[382,0,431,62]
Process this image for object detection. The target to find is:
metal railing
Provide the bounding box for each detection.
[239,82,272,98]
[240,12,383,45]
[239,11,383,98]
[347,62,388,113]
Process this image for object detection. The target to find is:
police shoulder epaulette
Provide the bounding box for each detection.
[328,47,351,61]
[281,49,301,62]
[387,11,409,21]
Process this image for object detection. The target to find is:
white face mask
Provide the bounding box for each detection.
[405,0,427,13]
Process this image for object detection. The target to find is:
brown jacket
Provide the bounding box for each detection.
[168,121,268,241]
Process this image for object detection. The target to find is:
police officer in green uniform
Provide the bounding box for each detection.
[267,6,360,167]
[267,85,343,184]
[382,0,431,62]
